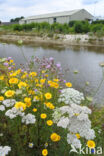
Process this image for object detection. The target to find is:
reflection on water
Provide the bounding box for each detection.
[0,42,104,105]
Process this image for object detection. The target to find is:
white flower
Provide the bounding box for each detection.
[57,117,69,128]
[0,146,11,156]
[67,134,81,149]
[58,88,84,105]
[28,143,34,148]
[5,107,25,119]
[0,105,5,111]
[0,133,3,137]
[3,99,16,107]
[52,108,62,123]
[15,89,22,95]
[22,114,36,125]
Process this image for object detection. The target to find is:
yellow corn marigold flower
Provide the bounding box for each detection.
[33,108,37,112]
[40,79,46,84]
[10,72,17,77]
[45,74,48,77]
[15,102,26,111]
[53,79,59,82]
[47,120,53,126]
[18,81,27,88]
[76,133,80,139]
[28,90,35,95]
[44,93,52,100]
[35,79,39,83]
[10,60,14,63]
[26,102,31,107]
[9,78,19,84]
[65,82,72,87]
[24,97,31,103]
[0,76,4,80]
[42,149,48,156]
[40,113,47,119]
[42,70,46,74]
[87,140,95,148]
[0,96,4,101]
[29,72,37,77]
[33,96,40,101]
[21,74,26,79]
[44,102,55,109]
[50,133,61,142]
[5,90,15,97]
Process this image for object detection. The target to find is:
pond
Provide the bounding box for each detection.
[0,43,104,106]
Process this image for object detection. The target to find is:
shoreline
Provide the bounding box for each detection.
[0,33,104,47]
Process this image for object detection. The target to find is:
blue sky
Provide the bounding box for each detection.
[0,0,103,21]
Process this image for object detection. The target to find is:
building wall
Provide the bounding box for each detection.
[19,9,93,25]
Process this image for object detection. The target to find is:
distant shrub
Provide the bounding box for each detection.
[74,22,83,33]
[69,21,76,27]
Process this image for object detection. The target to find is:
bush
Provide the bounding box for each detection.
[74,22,83,33]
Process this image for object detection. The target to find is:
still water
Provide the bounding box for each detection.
[0,43,104,106]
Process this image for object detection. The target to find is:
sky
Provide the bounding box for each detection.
[0,0,104,22]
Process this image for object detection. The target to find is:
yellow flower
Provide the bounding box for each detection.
[33,108,37,112]
[53,79,59,82]
[44,93,52,100]
[24,97,31,103]
[42,70,46,74]
[9,78,19,84]
[50,133,61,142]
[26,102,31,107]
[65,82,72,87]
[45,102,55,109]
[33,96,40,101]
[0,96,4,101]
[74,113,79,116]
[28,90,35,95]
[18,82,27,88]
[15,102,26,110]
[42,149,48,156]
[76,134,80,139]
[21,74,26,79]
[47,120,53,126]
[40,79,46,84]
[87,140,95,148]
[35,79,39,83]
[29,72,37,77]
[0,76,4,80]
[10,72,17,77]
[40,113,47,119]
[10,60,14,63]
[5,90,15,97]
[45,74,48,77]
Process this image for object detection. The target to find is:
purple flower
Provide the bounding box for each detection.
[34,89,38,92]
[46,65,51,69]
[63,80,66,83]
[49,57,54,61]
[3,62,9,66]
[8,67,12,70]
[56,63,61,68]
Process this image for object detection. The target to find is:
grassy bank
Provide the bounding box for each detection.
[0,20,104,37]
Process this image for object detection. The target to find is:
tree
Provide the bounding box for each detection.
[10,16,24,23]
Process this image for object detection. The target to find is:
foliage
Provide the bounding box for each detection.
[10,16,24,23]
[1,19,104,36]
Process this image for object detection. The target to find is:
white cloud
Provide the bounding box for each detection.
[0,0,104,22]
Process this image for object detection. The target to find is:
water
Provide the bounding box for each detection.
[0,43,104,106]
